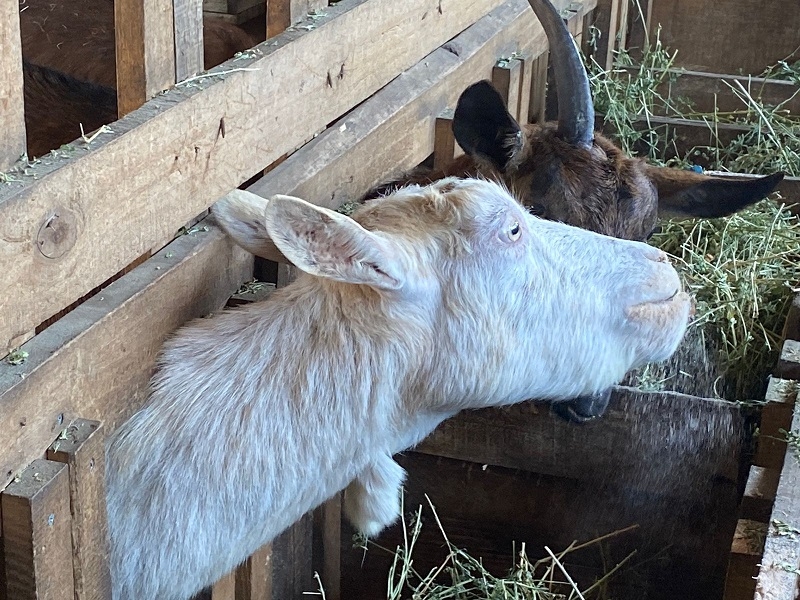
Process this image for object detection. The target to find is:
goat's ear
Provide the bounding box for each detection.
[647,166,784,218]
[212,190,290,263]
[453,80,523,172]
[265,195,404,290]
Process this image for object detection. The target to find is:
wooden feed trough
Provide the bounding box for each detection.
[1,0,798,599]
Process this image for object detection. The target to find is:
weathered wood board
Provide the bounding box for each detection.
[415,386,742,494]
[0,3,26,171]
[115,0,177,115]
[648,0,800,76]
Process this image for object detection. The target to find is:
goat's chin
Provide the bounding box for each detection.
[626,291,693,365]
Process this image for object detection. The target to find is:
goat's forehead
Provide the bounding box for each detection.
[355,178,515,232]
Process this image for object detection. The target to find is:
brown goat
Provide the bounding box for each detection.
[20,0,254,88]
[20,0,254,157]
[23,61,118,158]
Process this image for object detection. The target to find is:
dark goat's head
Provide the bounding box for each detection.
[451,0,783,242]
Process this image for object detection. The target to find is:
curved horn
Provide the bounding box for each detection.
[527,0,594,148]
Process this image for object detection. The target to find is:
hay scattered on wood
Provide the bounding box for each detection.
[587,31,800,401]
[353,497,637,600]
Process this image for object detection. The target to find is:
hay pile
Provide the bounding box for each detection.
[353,498,635,600]
[588,31,800,401]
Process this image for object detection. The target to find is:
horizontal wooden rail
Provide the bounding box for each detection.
[621,67,800,116]
[0,0,510,355]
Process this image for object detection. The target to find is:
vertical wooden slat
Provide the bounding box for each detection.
[433,109,456,171]
[723,519,766,600]
[174,0,205,82]
[0,0,26,170]
[212,570,237,600]
[267,0,326,38]
[2,459,74,600]
[270,513,314,600]
[312,496,341,600]
[235,545,272,600]
[115,0,177,116]
[753,377,796,469]
[492,58,523,122]
[46,420,112,600]
[516,52,534,126]
[590,0,621,71]
[527,52,548,125]
[626,0,652,59]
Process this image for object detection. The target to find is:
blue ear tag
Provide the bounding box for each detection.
[688,165,704,174]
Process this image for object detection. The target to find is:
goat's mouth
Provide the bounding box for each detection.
[626,290,693,322]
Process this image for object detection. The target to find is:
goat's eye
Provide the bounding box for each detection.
[509,221,521,241]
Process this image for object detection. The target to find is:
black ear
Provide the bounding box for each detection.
[647,166,785,218]
[453,80,523,172]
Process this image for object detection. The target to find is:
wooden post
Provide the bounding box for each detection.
[46,420,112,600]
[2,459,75,600]
[0,0,26,170]
[267,0,327,39]
[211,571,237,600]
[432,109,457,172]
[753,377,797,469]
[313,495,341,600]
[527,52,549,125]
[723,519,767,600]
[235,545,272,600]
[516,52,534,126]
[115,0,177,116]
[173,0,205,82]
[492,57,523,122]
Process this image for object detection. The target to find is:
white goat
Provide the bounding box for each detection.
[106,178,691,600]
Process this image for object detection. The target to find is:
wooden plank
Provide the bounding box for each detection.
[753,406,800,597]
[0,223,252,490]
[0,0,26,170]
[47,419,112,600]
[587,0,620,71]
[599,114,755,168]
[649,0,800,76]
[754,377,798,470]
[2,459,74,600]
[776,339,800,381]
[0,0,509,357]
[115,0,177,116]
[235,545,272,600]
[432,110,457,171]
[415,386,742,493]
[267,0,328,38]
[625,0,651,61]
[492,57,523,122]
[270,512,313,600]
[527,51,549,124]
[313,496,341,600]
[516,52,534,125]
[627,68,800,117]
[174,0,206,82]
[783,294,800,343]
[247,0,558,210]
[212,570,237,600]
[723,519,767,600]
[740,465,780,523]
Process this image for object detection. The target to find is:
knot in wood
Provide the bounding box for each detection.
[37,208,78,259]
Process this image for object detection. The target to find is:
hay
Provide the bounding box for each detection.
[587,30,800,401]
[354,497,637,600]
